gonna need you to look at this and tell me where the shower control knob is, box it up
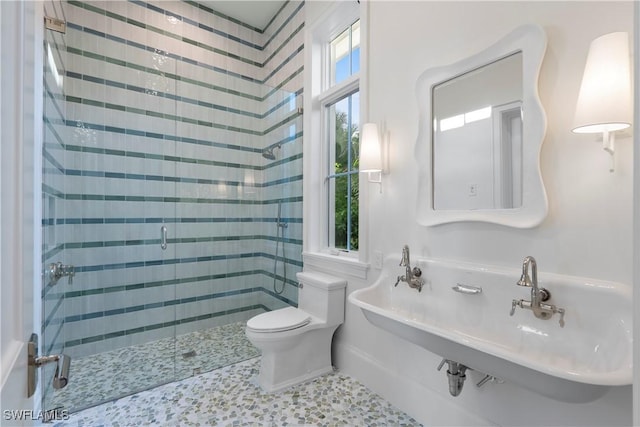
[48,262,75,286]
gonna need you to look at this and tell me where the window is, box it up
[327,90,360,251]
[330,21,360,86]
[324,20,360,253]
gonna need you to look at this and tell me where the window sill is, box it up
[302,251,369,280]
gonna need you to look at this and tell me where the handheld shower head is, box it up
[262,143,281,160]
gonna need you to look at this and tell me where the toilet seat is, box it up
[246,307,311,333]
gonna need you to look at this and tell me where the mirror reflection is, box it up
[432,52,523,210]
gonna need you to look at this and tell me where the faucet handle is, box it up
[555,307,566,328]
[394,275,402,287]
[48,262,75,286]
[510,299,518,316]
[536,287,551,302]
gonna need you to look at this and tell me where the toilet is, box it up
[245,271,347,392]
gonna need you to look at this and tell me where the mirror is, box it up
[415,24,548,227]
[433,52,523,210]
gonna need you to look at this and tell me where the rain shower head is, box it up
[261,143,281,160]
[262,148,276,160]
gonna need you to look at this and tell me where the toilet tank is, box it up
[296,271,347,326]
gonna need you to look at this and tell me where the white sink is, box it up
[349,256,632,403]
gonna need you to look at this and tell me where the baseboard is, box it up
[334,341,494,427]
[260,366,335,394]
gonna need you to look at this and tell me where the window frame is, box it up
[320,80,360,254]
[322,18,360,256]
[302,0,370,278]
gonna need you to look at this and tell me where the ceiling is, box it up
[199,1,286,30]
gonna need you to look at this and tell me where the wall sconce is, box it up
[572,32,632,172]
[359,123,388,192]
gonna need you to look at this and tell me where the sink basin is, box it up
[349,256,632,403]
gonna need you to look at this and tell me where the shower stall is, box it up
[41,0,304,412]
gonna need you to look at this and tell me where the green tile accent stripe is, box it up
[63,72,298,121]
[262,1,305,50]
[70,0,304,65]
[74,251,303,274]
[61,235,302,252]
[59,167,302,190]
[60,139,302,172]
[68,0,304,56]
[182,0,266,34]
[64,287,284,324]
[42,193,302,207]
[183,0,299,37]
[64,42,303,103]
[64,269,262,298]
[42,243,65,263]
[69,1,263,66]
[61,108,299,138]
[45,320,65,356]
[43,78,66,123]
[63,303,268,348]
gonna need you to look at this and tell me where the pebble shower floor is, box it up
[48,322,261,413]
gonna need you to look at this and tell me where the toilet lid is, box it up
[246,307,311,332]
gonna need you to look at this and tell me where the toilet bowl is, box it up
[245,271,347,392]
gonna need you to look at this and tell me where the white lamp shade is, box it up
[573,32,632,134]
[359,123,382,172]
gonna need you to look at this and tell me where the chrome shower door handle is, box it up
[28,333,71,397]
[161,225,168,250]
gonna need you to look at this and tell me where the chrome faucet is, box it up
[394,245,424,292]
[517,256,548,313]
[510,256,565,327]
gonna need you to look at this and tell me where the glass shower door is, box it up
[41,1,179,412]
[41,7,71,412]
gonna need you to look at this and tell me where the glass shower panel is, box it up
[41,0,179,413]
[261,86,303,310]
[41,2,70,413]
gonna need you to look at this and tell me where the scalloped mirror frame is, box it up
[415,24,548,228]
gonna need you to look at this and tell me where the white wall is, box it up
[330,2,634,426]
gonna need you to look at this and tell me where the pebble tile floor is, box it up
[54,357,421,427]
[48,322,260,413]
[49,323,420,427]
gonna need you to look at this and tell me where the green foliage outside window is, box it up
[333,110,359,251]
